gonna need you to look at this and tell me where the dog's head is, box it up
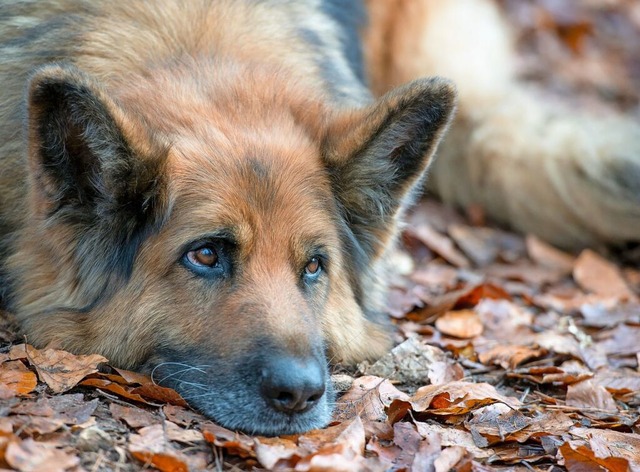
[11,64,455,435]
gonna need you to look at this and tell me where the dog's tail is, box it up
[364,0,640,249]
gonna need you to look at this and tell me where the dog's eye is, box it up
[186,246,219,268]
[304,257,322,277]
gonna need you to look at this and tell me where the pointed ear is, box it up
[27,64,167,284]
[323,77,456,258]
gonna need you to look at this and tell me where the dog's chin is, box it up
[191,387,334,436]
[172,379,335,436]
[146,356,335,436]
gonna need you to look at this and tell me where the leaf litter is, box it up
[1,2,640,470]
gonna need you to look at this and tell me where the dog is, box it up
[0,0,637,435]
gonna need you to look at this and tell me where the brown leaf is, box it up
[526,235,575,272]
[569,428,640,467]
[163,405,206,427]
[466,404,531,445]
[478,345,547,369]
[599,324,640,356]
[201,422,255,458]
[131,383,188,407]
[414,422,493,459]
[485,262,566,287]
[406,381,520,416]
[112,367,150,385]
[293,417,370,472]
[434,446,472,472]
[129,424,192,472]
[110,403,159,428]
[448,224,500,266]
[573,250,636,300]
[566,380,617,412]
[79,377,153,405]
[409,284,510,323]
[435,310,483,339]
[409,224,471,268]
[10,344,106,394]
[560,442,629,472]
[253,436,301,470]
[581,302,640,328]
[508,362,592,385]
[334,375,409,424]
[0,361,37,398]
[5,439,79,472]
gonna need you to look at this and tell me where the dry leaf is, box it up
[5,439,79,472]
[409,224,471,268]
[406,381,521,416]
[0,361,37,398]
[526,235,575,272]
[110,403,159,428]
[560,442,629,472]
[435,310,483,339]
[129,424,194,472]
[10,344,106,394]
[573,250,636,300]
[334,375,409,424]
[566,379,617,412]
[478,345,547,369]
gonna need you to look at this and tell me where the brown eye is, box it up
[304,257,321,276]
[187,247,218,267]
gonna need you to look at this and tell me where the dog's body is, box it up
[0,0,637,435]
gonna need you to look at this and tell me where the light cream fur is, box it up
[365,0,640,249]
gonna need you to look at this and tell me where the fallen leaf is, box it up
[334,376,409,424]
[110,403,159,428]
[526,235,575,272]
[201,422,255,458]
[405,381,521,416]
[478,345,547,369]
[448,224,500,266]
[10,344,106,394]
[409,284,511,323]
[569,428,640,467]
[408,224,471,268]
[414,422,493,459]
[434,446,472,472]
[0,361,37,398]
[79,377,153,405]
[573,250,636,300]
[435,310,484,339]
[131,383,188,407]
[559,442,629,472]
[5,438,79,472]
[566,379,617,412]
[129,424,194,472]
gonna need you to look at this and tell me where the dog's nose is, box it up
[260,356,325,414]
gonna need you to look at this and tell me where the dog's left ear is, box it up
[323,77,456,258]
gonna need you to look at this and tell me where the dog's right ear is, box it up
[322,78,456,260]
[26,64,168,285]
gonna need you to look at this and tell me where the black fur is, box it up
[28,67,168,294]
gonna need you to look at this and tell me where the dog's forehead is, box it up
[165,134,339,248]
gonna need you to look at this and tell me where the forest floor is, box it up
[1,1,639,471]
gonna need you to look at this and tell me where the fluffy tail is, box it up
[364,0,640,249]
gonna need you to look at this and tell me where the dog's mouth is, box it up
[145,351,334,436]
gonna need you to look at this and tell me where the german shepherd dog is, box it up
[0,0,637,435]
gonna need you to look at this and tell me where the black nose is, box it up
[260,355,326,414]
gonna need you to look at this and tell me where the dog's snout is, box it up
[260,355,325,414]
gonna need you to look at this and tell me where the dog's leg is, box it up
[364,0,640,249]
